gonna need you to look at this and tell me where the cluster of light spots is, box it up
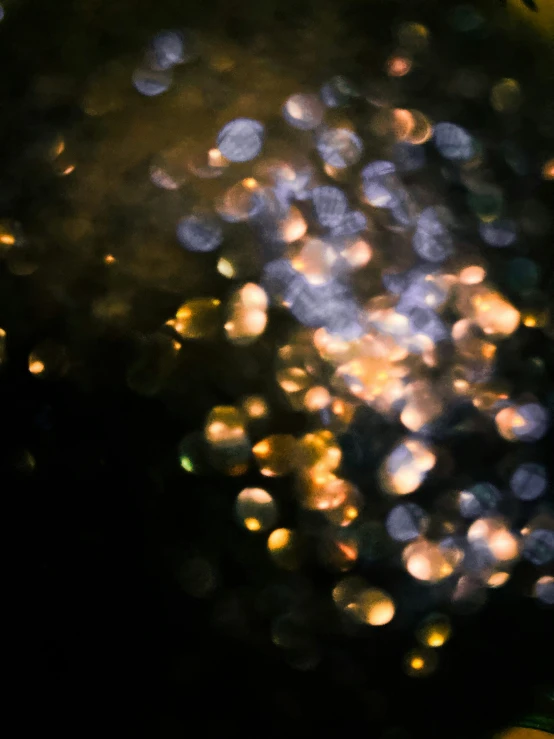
[167,298,221,340]
[235,488,277,532]
[144,35,554,645]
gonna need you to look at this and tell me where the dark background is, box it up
[1,1,552,737]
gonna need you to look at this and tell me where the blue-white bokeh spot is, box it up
[510,463,547,501]
[316,128,363,169]
[282,93,324,131]
[413,207,454,262]
[217,118,264,163]
[479,219,517,247]
[434,122,475,161]
[150,30,187,69]
[312,186,348,228]
[132,67,173,96]
[176,215,223,252]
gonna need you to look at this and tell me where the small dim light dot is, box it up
[542,159,554,180]
[104,254,116,264]
[411,657,424,670]
[523,315,537,328]
[180,456,194,472]
[62,165,75,176]
[245,517,262,531]
[29,360,45,375]
[387,56,411,77]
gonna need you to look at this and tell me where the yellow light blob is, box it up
[416,614,451,648]
[488,571,510,588]
[244,517,261,531]
[29,359,45,375]
[267,528,299,570]
[304,386,331,411]
[277,366,311,394]
[170,298,221,340]
[241,395,269,419]
[333,577,395,626]
[297,430,342,474]
[404,648,438,677]
[357,588,396,626]
[253,434,298,477]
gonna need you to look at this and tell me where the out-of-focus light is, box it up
[386,503,428,542]
[542,158,554,180]
[404,648,438,677]
[387,55,412,77]
[267,528,299,570]
[316,128,363,168]
[283,93,324,130]
[533,575,554,605]
[132,66,173,96]
[403,540,454,582]
[29,358,45,375]
[434,121,476,161]
[176,214,223,252]
[253,434,298,477]
[381,438,436,495]
[459,265,486,285]
[216,118,264,162]
[487,571,510,588]
[416,614,451,648]
[510,463,547,501]
[169,298,221,340]
[304,386,331,411]
[204,406,247,446]
[242,395,269,420]
[235,488,277,532]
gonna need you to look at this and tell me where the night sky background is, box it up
[1,1,553,737]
